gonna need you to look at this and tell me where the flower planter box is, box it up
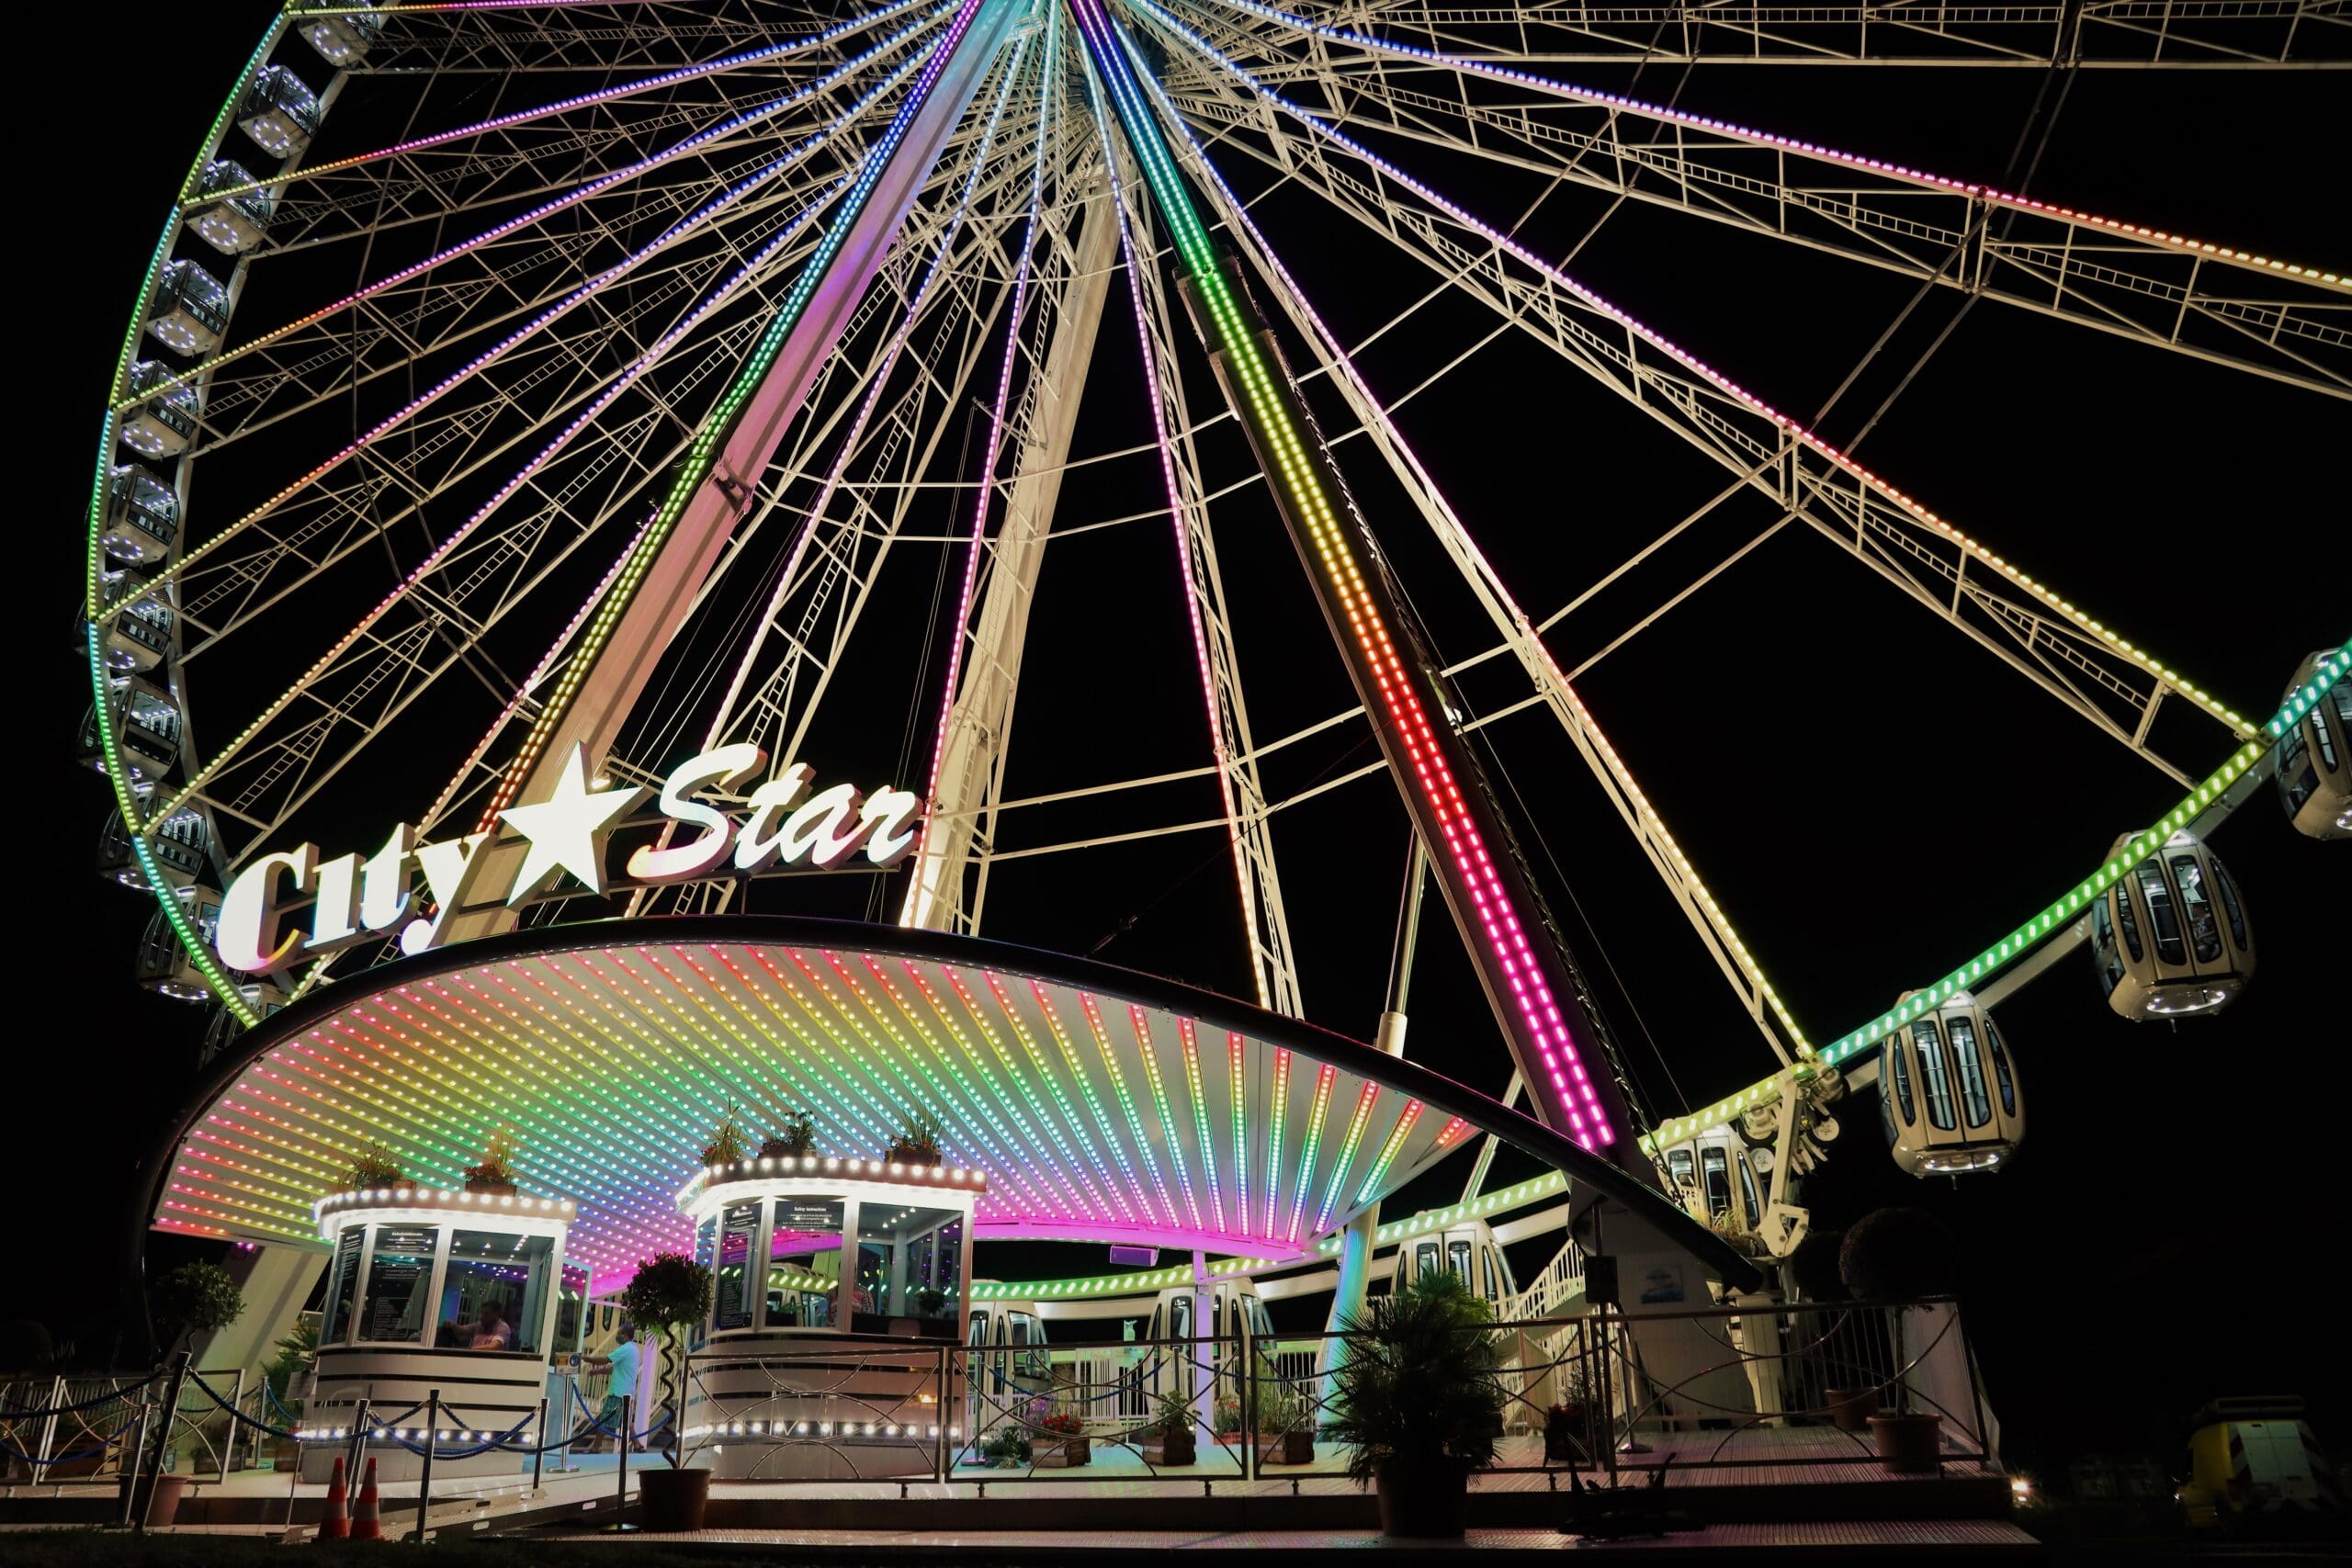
[1140,1436,1196,1467]
[1032,1437,1091,1468]
[1257,1430,1314,1465]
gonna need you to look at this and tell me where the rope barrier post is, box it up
[603,1394,635,1532]
[412,1389,440,1542]
[934,1344,948,1483]
[223,1369,245,1483]
[1240,1324,1257,1484]
[117,1395,153,1529]
[530,1396,548,1492]
[31,1373,62,1484]
[133,1351,193,1533]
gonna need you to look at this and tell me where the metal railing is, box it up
[663,1294,1990,1490]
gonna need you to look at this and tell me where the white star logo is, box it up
[497,745,649,905]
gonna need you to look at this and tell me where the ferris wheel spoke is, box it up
[1139,15,2260,786]
[343,3,866,75]
[1150,0,2352,399]
[1232,0,2352,66]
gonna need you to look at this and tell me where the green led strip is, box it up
[1179,1020,1226,1232]
[1643,639,2352,1152]
[1316,1171,1571,1253]
[970,1253,1271,1302]
[1283,1063,1337,1244]
[1077,991,1182,1227]
[979,970,1138,1224]
[1128,1005,1205,1232]
[1351,1099,1423,1207]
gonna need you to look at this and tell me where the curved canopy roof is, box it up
[148,917,1754,1288]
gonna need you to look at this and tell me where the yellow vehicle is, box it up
[2178,1397,2339,1530]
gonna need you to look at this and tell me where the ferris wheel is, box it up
[81,1,2348,1235]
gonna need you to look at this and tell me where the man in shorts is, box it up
[576,1322,642,1451]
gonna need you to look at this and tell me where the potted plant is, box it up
[131,1262,247,1523]
[336,1141,401,1190]
[1138,1389,1197,1467]
[616,1251,715,1530]
[463,1129,517,1195]
[1544,1361,1596,1463]
[910,1286,950,1324]
[1326,1269,1506,1537]
[1212,1394,1245,1445]
[1034,1408,1091,1467]
[883,1109,943,1168]
[978,1426,1031,1469]
[759,1107,815,1159]
[1253,1359,1314,1466]
[701,1102,747,1168]
[1839,1207,1958,1473]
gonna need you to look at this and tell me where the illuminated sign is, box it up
[216,742,921,974]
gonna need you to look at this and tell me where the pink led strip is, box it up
[1080,39,1274,1010]
[138,70,937,831]
[707,21,1043,780]
[122,4,957,419]
[1135,3,2259,738]
[119,25,943,627]
[1147,71,1815,1060]
[899,29,1058,917]
[205,1,937,208]
[1188,0,2346,288]
[1092,0,1611,1147]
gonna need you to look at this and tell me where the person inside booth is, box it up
[438,1298,513,1350]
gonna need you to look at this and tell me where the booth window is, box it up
[766,1198,843,1329]
[322,1229,363,1346]
[1944,1016,1993,1130]
[442,1229,551,1352]
[714,1202,759,1331]
[360,1224,436,1343]
[934,1218,963,1298]
[556,1265,588,1353]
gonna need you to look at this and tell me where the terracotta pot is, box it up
[118,1472,189,1527]
[1826,1388,1878,1433]
[636,1466,711,1531]
[1375,1459,1471,1538]
[1869,1412,1943,1473]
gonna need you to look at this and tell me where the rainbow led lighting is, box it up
[1078,23,1274,1011]
[1178,1019,1227,1231]
[1076,0,1612,1146]
[1141,83,1811,1059]
[1026,979,1150,1221]
[1311,1081,1381,1234]
[1283,1062,1338,1244]
[1227,1031,1250,1236]
[1352,1098,1424,1206]
[1639,638,2352,1152]
[501,0,1001,808]
[1133,0,2259,745]
[1193,0,2347,288]
[140,41,933,834]
[1077,991,1182,1227]
[921,960,1099,1216]
[1129,1006,1209,1231]
[1262,1046,1291,1235]
[1314,1171,1568,1252]
[979,969,1139,1223]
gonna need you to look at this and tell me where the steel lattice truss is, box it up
[83,0,2345,1234]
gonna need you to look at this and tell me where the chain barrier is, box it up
[0,1372,163,1420]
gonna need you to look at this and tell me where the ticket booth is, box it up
[678,1156,979,1478]
[297,1186,575,1481]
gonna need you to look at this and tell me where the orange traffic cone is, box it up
[350,1456,383,1541]
[317,1454,349,1540]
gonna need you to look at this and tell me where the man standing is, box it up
[576,1322,642,1451]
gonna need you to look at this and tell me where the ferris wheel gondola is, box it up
[2276,650,2352,842]
[2088,829,2256,1021]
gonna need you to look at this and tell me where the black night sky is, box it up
[17,2,2346,1486]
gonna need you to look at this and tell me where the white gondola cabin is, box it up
[133,884,225,1000]
[302,12,384,66]
[239,64,324,156]
[2275,650,2351,841]
[100,570,173,672]
[119,362,200,458]
[145,260,231,356]
[97,805,209,890]
[184,160,274,254]
[2088,829,2256,1020]
[81,676,183,784]
[103,465,180,563]
[1875,989,2023,1177]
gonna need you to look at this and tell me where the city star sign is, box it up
[215,742,922,974]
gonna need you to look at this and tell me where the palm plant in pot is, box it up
[882,1108,943,1168]
[701,1102,748,1168]
[616,1251,715,1530]
[1138,1388,1198,1467]
[1838,1206,1959,1473]
[1326,1270,1506,1538]
[463,1129,517,1195]
[336,1140,402,1190]
[759,1107,816,1159]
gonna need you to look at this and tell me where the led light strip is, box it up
[1311,1081,1380,1234]
[1139,71,1812,1060]
[978,970,1139,1223]
[1179,1019,1227,1232]
[971,1253,1272,1300]
[1131,0,2260,745]
[1026,980,1152,1223]
[1351,1098,1424,1207]
[1076,0,1611,1145]
[1316,1171,1568,1251]
[1076,991,1182,1227]
[1193,0,2346,288]
[1262,1045,1290,1236]
[501,0,1001,806]
[1283,1062,1337,1244]
[139,44,931,832]
[1643,640,2352,1150]
[903,5,1057,905]
[1130,1006,1209,1231]
[1076,17,1274,1011]
[1227,1030,1250,1237]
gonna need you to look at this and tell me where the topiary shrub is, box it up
[153,1261,246,1355]
[618,1253,714,1468]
